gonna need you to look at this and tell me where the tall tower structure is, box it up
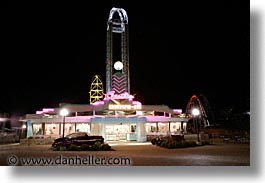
[106,7,130,94]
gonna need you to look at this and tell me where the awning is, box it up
[26,116,92,123]
[145,116,189,122]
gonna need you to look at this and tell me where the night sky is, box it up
[0,1,249,116]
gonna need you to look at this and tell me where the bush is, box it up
[161,141,168,148]
[59,146,67,151]
[80,144,90,151]
[158,140,204,149]
[52,142,112,151]
[67,144,80,151]
[167,142,176,149]
[91,141,102,151]
[182,141,191,147]
[101,143,111,151]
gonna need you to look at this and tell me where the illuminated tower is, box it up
[106,7,130,94]
[89,75,104,104]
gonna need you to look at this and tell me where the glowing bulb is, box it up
[192,108,200,116]
[60,108,69,116]
[114,61,123,70]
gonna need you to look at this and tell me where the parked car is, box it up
[51,132,104,149]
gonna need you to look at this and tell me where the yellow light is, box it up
[60,108,69,116]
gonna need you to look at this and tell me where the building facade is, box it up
[23,91,188,142]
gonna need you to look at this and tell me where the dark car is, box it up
[51,132,104,149]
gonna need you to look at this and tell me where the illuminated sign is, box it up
[108,104,142,110]
[104,91,134,100]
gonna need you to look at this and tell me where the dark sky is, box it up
[0,1,249,115]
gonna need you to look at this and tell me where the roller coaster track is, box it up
[185,95,210,127]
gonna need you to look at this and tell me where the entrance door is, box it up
[106,124,132,141]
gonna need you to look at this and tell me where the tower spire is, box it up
[106,7,130,94]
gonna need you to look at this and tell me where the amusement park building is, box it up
[21,7,189,142]
[22,93,188,142]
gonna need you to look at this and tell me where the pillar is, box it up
[101,123,106,141]
[136,123,147,142]
[26,120,33,138]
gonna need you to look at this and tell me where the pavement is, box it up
[0,141,250,166]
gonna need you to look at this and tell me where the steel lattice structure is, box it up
[106,7,130,94]
[89,75,104,104]
[185,95,210,127]
[198,94,215,124]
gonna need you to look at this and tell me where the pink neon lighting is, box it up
[104,91,134,100]
[36,108,55,114]
[92,101,104,106]
[173,109,182,114]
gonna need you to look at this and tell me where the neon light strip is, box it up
[109,104,142,110]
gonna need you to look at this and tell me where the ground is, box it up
[0,141,250,166]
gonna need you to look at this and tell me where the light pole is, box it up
[22,124,26,139]
[192,108,200,142]
[60,108,69,138]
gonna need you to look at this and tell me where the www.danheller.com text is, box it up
[7,155,132,166]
